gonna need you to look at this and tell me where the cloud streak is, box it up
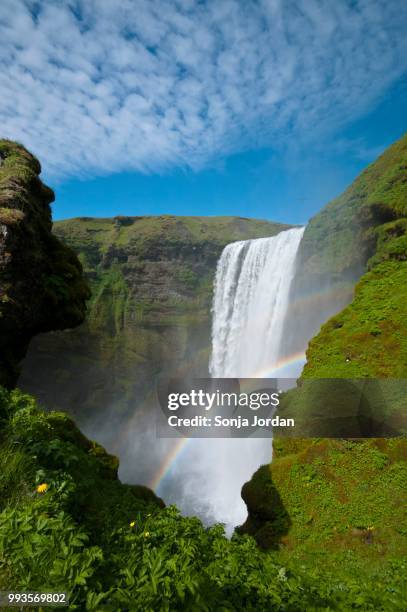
[0,0,406,178]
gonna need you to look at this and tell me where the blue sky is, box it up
[1,0,406,224]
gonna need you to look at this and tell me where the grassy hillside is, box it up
[302,134,406,377]
[297,133,407,283]
[239,438,406,610]
[282,134,407,360]
[240,135,407,587]
[55,214,290,258]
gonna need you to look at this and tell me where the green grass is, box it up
[304,260,407,377]
[240,439,407,609]
[55,215,290,255]
[302,134,407,378]
[1,388,405,610]
[239,134,407,601]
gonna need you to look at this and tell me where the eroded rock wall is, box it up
[0,140,90,387]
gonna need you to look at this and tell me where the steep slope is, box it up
[0,140,90,388]
[299,133,406,282]
[0,142,164,606]
[282,133,407,360]
[19,215,290,429]
[302,133,406,377]
[239,134,407,572]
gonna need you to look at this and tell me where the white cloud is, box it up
[0,0,406,179]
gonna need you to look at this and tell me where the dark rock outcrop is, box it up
[0,142,163,513]
[237,464,291,549]
[0,140,90,387]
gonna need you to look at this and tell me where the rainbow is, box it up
[149,437,189,491]
[118,280,354,493]
[248,350,306,379]
[148,349,307,492]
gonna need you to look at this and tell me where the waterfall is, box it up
[210,227,305,378]
[124,227,306,534]
[167,227,305,533]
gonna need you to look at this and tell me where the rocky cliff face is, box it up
[19,215,290,431]
[0,140,90,388]
[0,142,164,556]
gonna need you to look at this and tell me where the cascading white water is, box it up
[122,227,306,534]
[181,227,305,532]
[160,227,305,533]
[210,227,305,378]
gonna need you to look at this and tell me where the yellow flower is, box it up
[129,521,136,528]
[36,483,48,494]
[144,531,150,538]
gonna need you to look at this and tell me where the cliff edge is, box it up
[239,134,407,559]
[0,140,90,387]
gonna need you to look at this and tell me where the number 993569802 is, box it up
[0,592,68,607]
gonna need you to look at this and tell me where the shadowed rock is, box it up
[0,139,90,387]
[237,464,291,549]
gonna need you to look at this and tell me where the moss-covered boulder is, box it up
[0,140,90,387]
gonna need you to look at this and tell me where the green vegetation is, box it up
[302,134,406,377]
[1,389,405,610]
[303,259,406,377]
[242,438,406,549]
[54,215,291,259]
[3,136,406,609]
[20,215,287,422]
[297,134,407,282]
[240,135,406,594]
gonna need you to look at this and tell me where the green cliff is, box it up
[299,133,406,283]
[239,134,407,586]
[19,215,290,426]
[302,133,406,377]
[282,133,407,361]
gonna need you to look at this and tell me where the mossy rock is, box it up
[0,140,90,388]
